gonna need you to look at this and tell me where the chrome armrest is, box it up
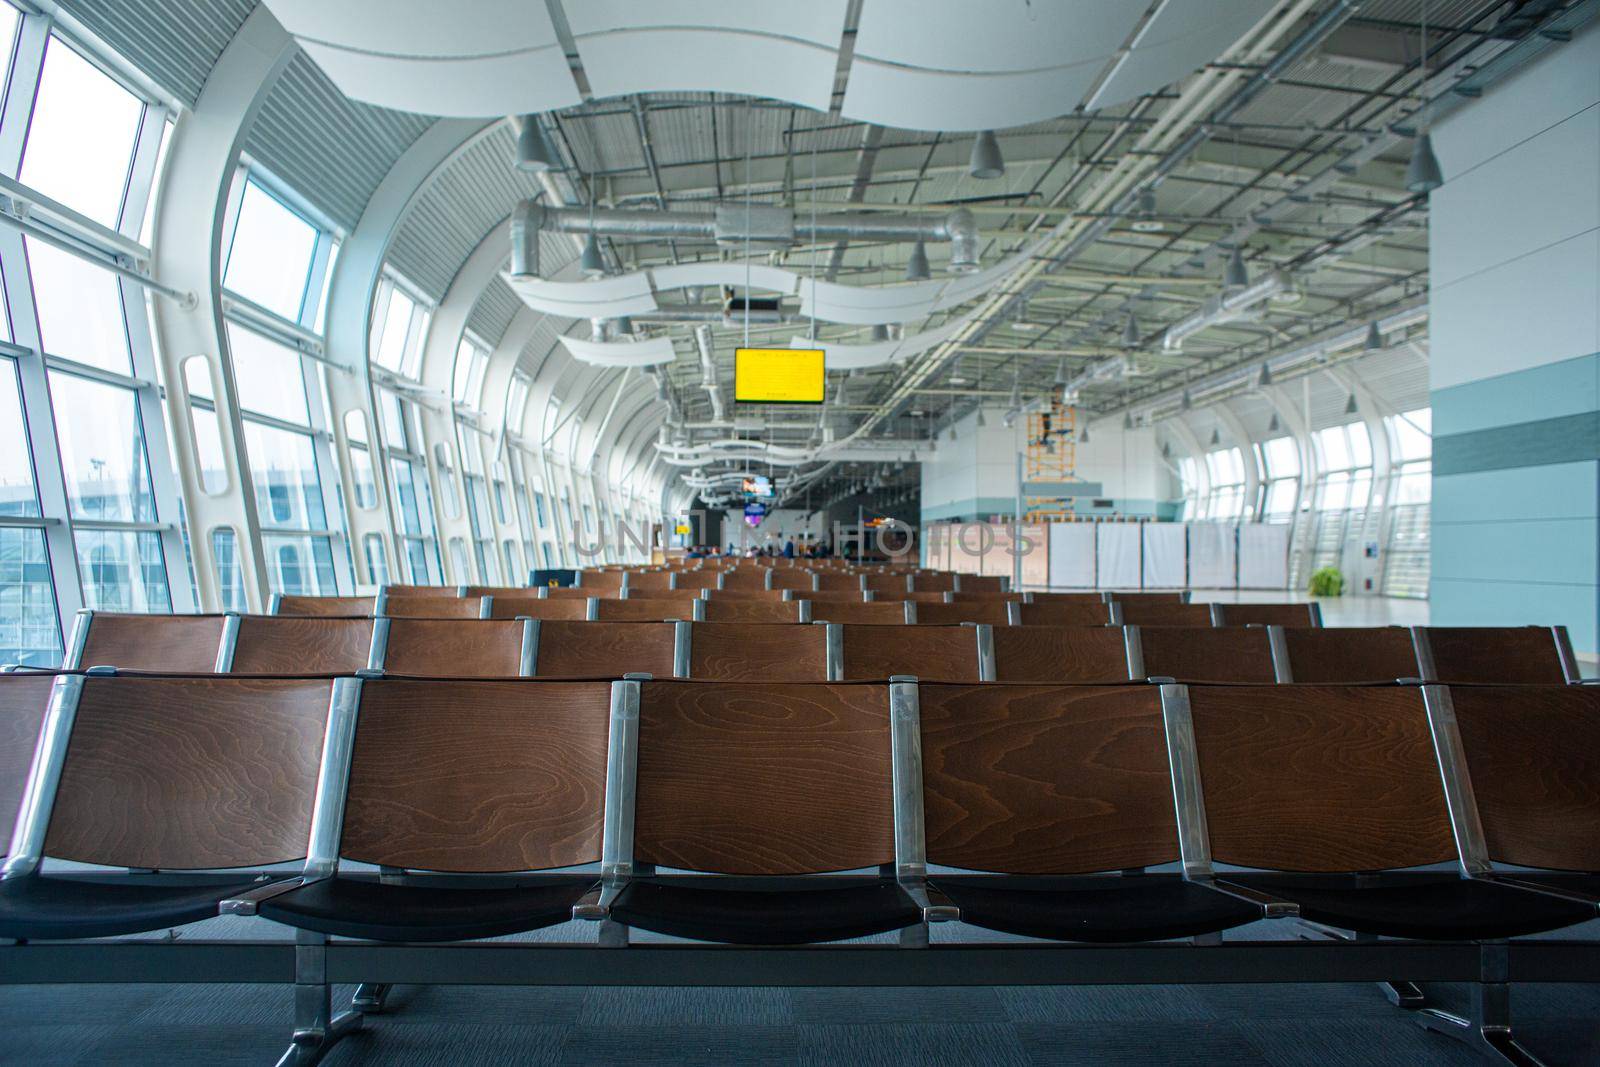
[1210,877,1300,919]
[219,876,312,916]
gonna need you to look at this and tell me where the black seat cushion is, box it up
[0,874,262,940]
[1226,872,1596,939]
[932,874,1262,942]
[610,875,921,944]
[259,874,598,942]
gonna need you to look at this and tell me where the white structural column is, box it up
[414,221,510,583]
[1166,416,1211,506]
[473,306,540,581]
[149,7,296,611]
[1210,401,1261,518]
[322,116,491,589]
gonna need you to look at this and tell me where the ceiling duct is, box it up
[1162,271,1288,352]
[694,325,726,423]
[509,199,980,277]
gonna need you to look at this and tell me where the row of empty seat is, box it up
[2,672,1597,949]
[44,610,1581,685]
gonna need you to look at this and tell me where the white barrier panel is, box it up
[1048,523,1096,587]
[1096,524,1142,589]
[1188,523,1238,589]
[1238,523,1291,589]
[1141,523,1187,588]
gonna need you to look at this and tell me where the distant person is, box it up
[783,539,795,558]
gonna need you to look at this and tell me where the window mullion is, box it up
[0,227,83,635]
[0,12,50,176]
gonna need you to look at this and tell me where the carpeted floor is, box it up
[4,977,1597,1065]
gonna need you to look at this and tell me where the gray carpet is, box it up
[3,979,1597,1065]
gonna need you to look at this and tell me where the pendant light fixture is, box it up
[515,115,558,172]
[1345,392,1360,415]
[905,239,931,281]
[1364,320,1384,351]
[1406,0,1445,194]
[969,130,1005,179]
[1224,245,1249,289]
[1122,313,1140,348]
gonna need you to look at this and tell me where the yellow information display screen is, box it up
[734,347,825,404]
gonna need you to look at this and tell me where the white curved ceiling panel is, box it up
[840,58,1105,133]
[263,0,559,57]
[1089,0,1277,111]
[564,1,847,46]
[853,0,1139,73]
[506,272,659,319]
[791,308,978,371]
[560,334,678,368]
[931,242,1044,311]
[650,261,799,296]
[295,40,580,118]
[572,30,839,112]
[797,276,948,326]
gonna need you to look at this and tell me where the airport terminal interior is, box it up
[1,0,1599,1064]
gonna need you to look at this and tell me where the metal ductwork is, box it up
[509,199,980,276]
[694,324,726,422]
[1161,271,1289,352]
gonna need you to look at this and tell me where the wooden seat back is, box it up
[43,675,331,869]
[914,601,1010,626]
[576,570,625,591]
[769,569,816,591]
[718,568,771,590]
[1185,685,1456,872]
[0,673,55,854]
[381,595,485,619]
[337,678,611,872]
[592,598,695,622]
[72,612,226,672]
[910,572,955,592]
[990,626,1132,683]
[1279,627,1420,683]
[686,622,827,681]
[1112,601,1214,627]
[624,570,675,592]
[484,596,591,621]
[1136,627,1277,683]
[1449,685,1600,873]
[231,616,373,675]
[920,684,1180,873]
[1210,602,1321,628]
[697,599,805,624]
[836,624,980,681]
[631,680,896,874]
[274,595,375,617]
[805,600,905,625]
[378,619,527,677]
[814,572,866,592]
[1422,626,1569,684]
[531,621,677,678]
[1013,601,1115,627]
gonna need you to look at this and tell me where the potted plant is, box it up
[1309,566,1345,597]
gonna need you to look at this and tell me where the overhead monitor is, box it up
[734,347,825,404]
[743,474,774,499]
[743,501,768,527]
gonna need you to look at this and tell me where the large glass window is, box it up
[1384,408,1432,598]
[453,336,488,406]
[1258,436,1301,522]
[20,35,144,228]
[48,372,156,523]
[370,274,430,378]
[1310,422,1374,574]
[1203,447,1246,521]
[26,239,132,373]
[223,179,319,320]
[0,354,58,665]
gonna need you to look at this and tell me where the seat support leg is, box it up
[351,983,393,1014]
[1415,944,1547,1067]
[1296,921,1429,1009]
[898,923,929,948]
[276,930,364,1067]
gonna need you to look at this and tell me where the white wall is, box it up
[721,507,824,549]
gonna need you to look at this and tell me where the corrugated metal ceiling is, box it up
[56,0,252,107]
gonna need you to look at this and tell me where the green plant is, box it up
[1308,566,1345,597]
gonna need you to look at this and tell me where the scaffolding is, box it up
[1024,400,1079,521]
